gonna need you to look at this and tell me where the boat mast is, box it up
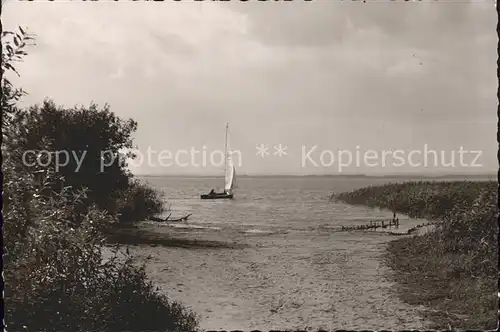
[224,123,228,190]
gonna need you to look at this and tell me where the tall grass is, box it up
[335,180,498,329]
[335,180,496,220]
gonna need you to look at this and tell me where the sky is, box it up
[3,0,498,176]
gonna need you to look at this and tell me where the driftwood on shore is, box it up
[149,213,192,223]
[340,218,400,232]
[339,218,437,235]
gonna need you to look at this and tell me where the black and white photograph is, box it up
[1,0,498,331]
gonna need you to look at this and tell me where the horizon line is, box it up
[134,172,498,178]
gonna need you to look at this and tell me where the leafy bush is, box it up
[7,99,136,212]
[4,91,165,224]
[1,27,33,128]
[116,179,165,224]
[3,26,199,332]
[4,181,198,332]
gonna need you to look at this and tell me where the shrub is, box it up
[115,179,165,224]
[4,176,198,332]
[3,26,199,332]
[6,99,167,224]
[7,99,136,212]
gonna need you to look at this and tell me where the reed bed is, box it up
[335,180,498,329]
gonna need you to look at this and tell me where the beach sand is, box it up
[123,223,433,330]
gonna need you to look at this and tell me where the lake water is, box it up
[129,176,462,330]
[139,176,431,233]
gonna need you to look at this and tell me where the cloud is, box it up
[3,0,496,174]
[227,1,493,48]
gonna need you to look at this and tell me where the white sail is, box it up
[222,123,237,194]
[224,153,235,192]
[232,165,237,189]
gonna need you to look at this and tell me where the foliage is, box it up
[335,180,498,276]
[2,29,163,225]
[4,177,199,332]
[335,180,495,219]
[2,27,199,332]
[436,188,498,276]
[6,99,139,214]
[116,178,165,224]
[336,180,498,329]
[1,27,34,129]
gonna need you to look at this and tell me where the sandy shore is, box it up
[124,223,433,330]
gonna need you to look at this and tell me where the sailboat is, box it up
[200,123,236,200]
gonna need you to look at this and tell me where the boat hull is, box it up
[200,193,233,200]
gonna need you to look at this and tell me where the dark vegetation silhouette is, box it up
[335,181,498,329]
[2,27,198,332]
[5,96,165,224]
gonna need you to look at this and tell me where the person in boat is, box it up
[392,212,399,227]
[209,189,215,195]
